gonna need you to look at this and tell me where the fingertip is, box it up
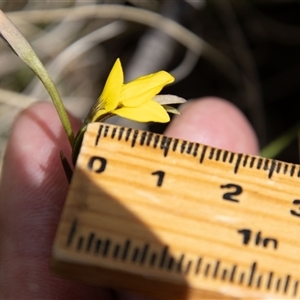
[3,102,80,184]
[164,97,259,155]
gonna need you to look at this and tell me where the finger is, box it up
[0,102,110,299]
[164,97,259,154]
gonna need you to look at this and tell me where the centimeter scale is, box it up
[52,122,300,299]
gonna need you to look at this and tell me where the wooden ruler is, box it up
[51,122,300,299]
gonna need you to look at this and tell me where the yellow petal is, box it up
[112,99,170,123]
[121,71,174,107]
[99,58,123,111]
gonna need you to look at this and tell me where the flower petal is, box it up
[113,99,170,123]
[99,58,123,111]
[153,94,186,105]
[121,71,174,107]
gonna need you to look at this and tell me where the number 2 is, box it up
[220,183,242,203]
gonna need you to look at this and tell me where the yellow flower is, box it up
[85,58,175,124]
[73,58,185,164]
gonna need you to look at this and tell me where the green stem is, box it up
[0,10,74,146]
[23,55,74,146]
[260,122,300,158]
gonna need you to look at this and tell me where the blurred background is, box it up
[1,0,300,171]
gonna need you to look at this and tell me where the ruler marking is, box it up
[111,127,117,139]
[229,152,235,164]
[77,236,84,251]
[95,124,104,146]
[195,257,202,275]
[215,149,222,161]
[104,125,109,137]
[283,164,289,174]
[199,145,207,163]
[177,254,184,273]
[172,139,179,152]
[150,253,157,267]
[102,239,110,256]
[140,244,149,264]
[131,247,139,262]
[180,141,187,153]
[67,221,300,296]
[222,150,229,162]
[131,130,139,147]
[140,131,147,146]
[121,240,130,260]
[249,156,256,168]
[213,260,220,278]
[290,165,296,177]
[146,132,153,146]
[230,265,237,282]
[293,281,299,297]
[284,275,290,294]
[248,262,256,287]
[94,239,102,254]
[113,244,120,259]
[209,148,215,159]
[267,272,273,290]
[160,136,167,155]
[221,269,227,281]
[86,232,95,252]
[161,136,172,157]
[153,135,160,149]
[263,159,269,171]
[118,127,125,140]
[125,128,132,142]
[239,272,245,284]
[242,154,249,167]
[63,221,300,297]
[297,166,300,177]
[187,142,194,155]
[268,160,277,179]
[204,263,210,277]
[159,246,169,268]
[276,162,282,174]
[172,138,179,152]
[66,219,77,246]
[165,256,173,271]
[256,158,263,170]
[68,227,298,296]
[234,153,243,173]
[256,275,262,288]
[193,143,199,157]
[276,278,281,291]
[185,261,192,275]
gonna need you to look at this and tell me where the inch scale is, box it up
[52,122,300,299]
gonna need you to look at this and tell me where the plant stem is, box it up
[0,10,74,146]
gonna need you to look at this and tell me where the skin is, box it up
[0,97,258,299]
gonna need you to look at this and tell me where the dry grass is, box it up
[1,0,300,172]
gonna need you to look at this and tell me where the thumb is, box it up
[0,102,110,299]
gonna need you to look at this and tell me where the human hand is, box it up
[0,97,258,299]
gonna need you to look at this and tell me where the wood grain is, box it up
[52,122,300,299]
